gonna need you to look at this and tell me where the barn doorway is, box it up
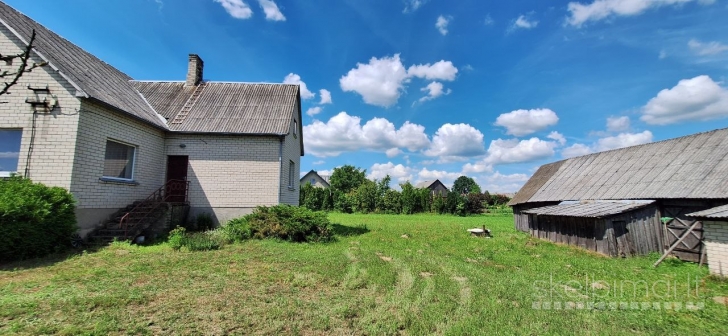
[166,155,189,203]
[663,207,705,263]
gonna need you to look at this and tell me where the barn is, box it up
[510,127,728,260]
[687,205,728,277]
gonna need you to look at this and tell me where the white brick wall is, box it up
[0,24,82,189]
[704,220,728,277]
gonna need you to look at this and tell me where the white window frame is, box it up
[288,160,295,189]
[101,139,137,182]
[293,119,298,137]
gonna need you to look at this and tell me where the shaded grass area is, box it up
[1,214,727,335]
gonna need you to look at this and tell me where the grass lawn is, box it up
[1,213,727,335]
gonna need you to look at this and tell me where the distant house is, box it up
[300,170,330,188]
[416,180,448,197]
[0,3,303,237]
[510,127,728,260]
[687,205,728,277]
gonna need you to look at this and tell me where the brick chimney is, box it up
[186,54,203,86]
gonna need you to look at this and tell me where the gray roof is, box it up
[132,81,300,134]
[510,128,728,205]
[416,180,436,188]
[686,204,728,220]
[300,170,330,187]
[0,3,167,129]
[523,201,655,218]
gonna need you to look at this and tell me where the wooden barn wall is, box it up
[512,202,558,232]
[658,199,728,263]
[526,205,662,257]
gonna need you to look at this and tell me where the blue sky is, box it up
[4,0,728,191]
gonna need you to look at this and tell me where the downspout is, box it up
[278,135,284,204]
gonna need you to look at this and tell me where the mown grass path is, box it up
[1,214,727,335]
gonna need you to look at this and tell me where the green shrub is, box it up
[245,205,332,242]
[221,217,252,243]
[0,177,77,261]
[167,226,222,251]
[195,212,215,231]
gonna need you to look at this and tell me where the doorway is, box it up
[166,155,188,203]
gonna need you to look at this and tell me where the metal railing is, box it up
[119,179,189,237]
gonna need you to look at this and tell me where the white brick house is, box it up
[0,3,303,236]
[687,205,728,277]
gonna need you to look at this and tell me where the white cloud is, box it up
[659,50,668,59]
[595,131,653,151]
[306,107,322,117]
[436,15,451,35]
[403,0,428,13]
[313,160,325,165]
[478,172,530,193]
[316,169,334,177]
[407,60,459,81]
[484,138,557,165]
[386,148,403,158]
[688,39,728,56]
[340,54,408,107]
[283,73,315,100]
[512,15,538,30]
[641,75,728,125]
[494,109,559,137]
[340,55,458,107]
[0,151,19,159]
[566,0,713,27]
[418,168,463,186]
[562,143,593,158]
[462,161,493,174]
[425,123,486,158]
[369,162,414,183]
[257,0,285,21]
[484,14,495,25]
[214,0,253,19]
[319,89,332,104]
[418,81,451,103]
[303,112,430,157]
[547,131,566,146]
[606,116,630,132]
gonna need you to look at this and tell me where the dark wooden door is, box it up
[166,156,188,203]
[663,207,705,263]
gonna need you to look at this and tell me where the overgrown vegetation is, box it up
[300,165,511,216]
[2,214,726,335]
[0,177,77,262]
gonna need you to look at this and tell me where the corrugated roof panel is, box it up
[686,204,728,219]
[523,201,655,218]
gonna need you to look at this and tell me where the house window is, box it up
[293,120,297,137]
[0,129,22,177]
[103,140,136,180]
[310,178,316,185]
[288,160,295,188]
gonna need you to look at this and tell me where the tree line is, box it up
[299,165,511,216]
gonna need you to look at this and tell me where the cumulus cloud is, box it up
[257,0,285,21]
[407,60,459,81]
[313,160,325,165]
[339,55,408,107]
[403,0,428,13]
[462,161,493,174]
[688,39,728,56]
[340,55,458,107]
[425,123,486,159]
[283,73,315,100]
[418,81,451,103]
[547,131,566,146]
[436,15,451,35]
[368,162,414,183]
[319,89,332,105]
[606,116,630,132]
[595,131,653,151]
[418,168,463,186]
[484,138,557,165]
[478,172,530,193]
[386,148,403,158]
[494,109,559,136]
[641,75,728,125]
[566,0,714,27]
[512,15,538,30]
[562,143,593,158]
[306,107,322,117]
[214,0,253,19]
[303,112,430,157]
[484,14,495,25]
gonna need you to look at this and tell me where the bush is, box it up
[195,212,215,231]
[245,205,332,242]
[221,217,252,243]
[0,177,77,261]
[167,226,223,251]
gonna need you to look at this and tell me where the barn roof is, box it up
[132,81,300,135]
[510,127,728,205]
[522,201,655,218]
[686,204,728,220]
[0,2,167,129]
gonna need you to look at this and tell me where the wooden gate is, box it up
[662,206,705,263]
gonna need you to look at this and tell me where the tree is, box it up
[1,29,46,97]
[329,165,367,194]
[452,176,481,195]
